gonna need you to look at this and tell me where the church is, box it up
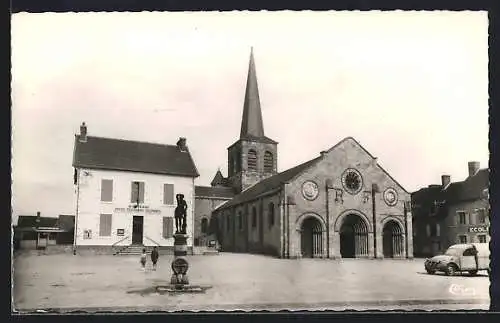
[195,49,414,259]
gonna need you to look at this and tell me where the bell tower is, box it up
[227,48,278,193]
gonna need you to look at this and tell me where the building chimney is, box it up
[441,175,451,188]
[468,161,480,177]
[176,137,187,152]
[79,122,87,142]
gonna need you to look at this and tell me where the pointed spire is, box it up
[240,47,265,139]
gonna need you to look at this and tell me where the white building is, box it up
[72,123,199,253]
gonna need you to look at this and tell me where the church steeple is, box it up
[240,47,265,139]
[227,48,278,193]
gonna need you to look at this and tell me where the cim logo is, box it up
[449,284,476,297]
[468,226,489,233]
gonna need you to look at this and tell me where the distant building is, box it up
[412,162,489,257]
[193,181,234,247]
[197,49,413,259]
[13,212,75,250]
[72,123,199,253]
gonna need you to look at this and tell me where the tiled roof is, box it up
[210,170,230,187]
[16,216,58,228]
[445,168,489,203]
[411,168,489,219]
[195,186,235,199]
[73,135,199,177]
[215,156,322,211]
[240,135,278,144]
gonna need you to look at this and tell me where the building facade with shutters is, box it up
[199,49,413,259]
[411,162,490,257]
[72,123,199,252]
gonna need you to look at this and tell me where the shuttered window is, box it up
[101,179,113,202]
[163,217,174,238]
[131,181,145,204]
[264,151,273,172]
[477,209,487,224]
[99,214,112,236]
[247,149,257,171]
[163,184,174,205]
[457,211,467,225]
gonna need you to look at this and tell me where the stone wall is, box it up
[286,138,412,259]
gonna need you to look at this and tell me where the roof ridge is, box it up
[77,135,181,149]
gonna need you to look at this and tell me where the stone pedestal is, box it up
[170,234,189,287]
[152,233,211,294]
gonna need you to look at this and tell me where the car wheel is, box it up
[426,269,435,275]
[446,264,456,276]
[469,270,478,276]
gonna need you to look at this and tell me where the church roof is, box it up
[73,135,199,177]
[215,156,322,211]
[240,48,267,140]
[216,136,411,212]
[195,186,236,199]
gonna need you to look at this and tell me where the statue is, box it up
[174,194,188,234]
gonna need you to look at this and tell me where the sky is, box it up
[11,11,489,220]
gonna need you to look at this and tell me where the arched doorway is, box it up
[340,214,369,258]
[383,220,404,258]
[301,217,323,258]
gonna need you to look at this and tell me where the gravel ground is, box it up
[12,252,490,312]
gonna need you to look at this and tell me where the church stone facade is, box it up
[196,49,413,259]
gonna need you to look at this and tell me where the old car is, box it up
[424,243,490,276]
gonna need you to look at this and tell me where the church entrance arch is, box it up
[339,214,369,258]
[382,220,404,258]
[300,217,323,258]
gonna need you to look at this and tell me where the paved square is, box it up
[13,253,490,311]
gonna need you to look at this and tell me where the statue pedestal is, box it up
[170,234,189,287]
[154,233,212,294]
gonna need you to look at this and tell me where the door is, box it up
[132,216,144,244]
[461,247,477,270]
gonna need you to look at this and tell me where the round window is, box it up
[383,187,399,206]
[341,168,363,195]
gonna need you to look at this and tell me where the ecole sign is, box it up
[114,207,161,215]
[468,226,489,233]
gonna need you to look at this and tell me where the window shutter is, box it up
[163,217,173,238]
[163,184,174,205]
[101,179,113,202]
[139,182,145,203]
[131,182,138,203]
[99,214,112,236]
